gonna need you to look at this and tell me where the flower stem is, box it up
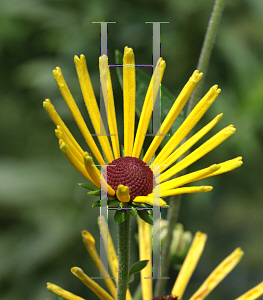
[186,0,226,117]
[154,195,181,297]
[117,213,131,300]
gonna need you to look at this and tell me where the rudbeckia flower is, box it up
[47,218,263,300]
[43,46,242,208]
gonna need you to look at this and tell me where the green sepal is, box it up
[78,183,98,191]
[88,190,101,196]
[129,260,149,279]
[92,201,101,208]
[137,209,153,225]
[92,199,121,208]
[127,206,137,217]
[108,199,121,208]
[114,209,127,224]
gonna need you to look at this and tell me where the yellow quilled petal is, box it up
[143,70,203,164]
[97,216,119,280]
[153,85,221,167]
[234,282,263,300]
[43,99,83,156]
[171,232,207,299]
[189,248,244,300]
[153,164,220,193]
[81,231,116,298]
[52,67,105,165]
[159,125,235,183]
[47,282,86,300]
[133,196,167,207]
[55,125,83,163]
[123,46,136,156]
[71,267,114,300]
[99,55,120,160]
[137,216,153,300]
[74,54,114,163]
[132,58,166,158]
[83,153,115,196]
[157,113,223,174]
[200,156,243,179]
[116,184,130,202]
[160,186,213,198]
[59,139,97,186]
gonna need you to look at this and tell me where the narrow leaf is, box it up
[88,190,101,196]
[137,209,153,225]
[114,209,127,224]
[129,260,149,277]
[78,183,98,191]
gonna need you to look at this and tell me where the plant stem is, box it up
[186,0,226,117]
[154,195,181,297]
[117,213,131,300]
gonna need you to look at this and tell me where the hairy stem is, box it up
[117,214,131,300]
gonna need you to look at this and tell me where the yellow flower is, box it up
[44,46,242,207]
[138,223,263,300]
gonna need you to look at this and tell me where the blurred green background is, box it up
[0,0,263,299]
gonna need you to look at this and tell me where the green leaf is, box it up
[92,199,120,208]
[114,209,127,224]
[92,200,101,208]
[108,199,121,208]
[137,209,153,225]
[78,183,98,191]
[129,260,149,278]
[88,190,101,196]
[127,207,137,217]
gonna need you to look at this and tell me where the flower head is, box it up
[44,46,242,208]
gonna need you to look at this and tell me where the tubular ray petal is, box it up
[171,232,207,299]
[153,85,221,166]
[47,283,86,300]
[161,186,213,197]
[81,231,116,298]
[156,113,223,174]
[123,47,136,156]
[52,67,105,165]
[59,139,97,186]
[132,58,166,158]
[234,282,263,300]
[71,267,114,300]
[74,54,114,163]
[43,99,83,156]
[159,125,235,183]
[99,55,120,159]
[189,248,244,300]
[153,164,220,193]
[137,217,153,300]
[143,70,203,164]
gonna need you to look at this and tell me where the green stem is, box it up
[154,195,181,297]
[186,0,226,117]
[117,213,131,300]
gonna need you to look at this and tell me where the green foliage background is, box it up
[0,0,263,299]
